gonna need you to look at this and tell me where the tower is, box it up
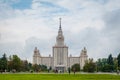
[80,47,88,69]
[56,18,64,46]
[53,18,68,72]
[33,47,41,64]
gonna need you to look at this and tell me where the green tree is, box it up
[71,63,80,72]
[96,58,102,72]
[0,53,8,72]
[32,64,40,72]
[40,64,47,71]
[107,54,114,72]
[117,53,120,70]
[107,54,114,65]
[96,58,108,72]
[8,56,13,71]
[83,59,96,72]
[20,60,29,71]
[117,53,120,67]
[8,55,21,72]
[28,63,33,71]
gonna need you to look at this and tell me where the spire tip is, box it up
[59,18,62,30]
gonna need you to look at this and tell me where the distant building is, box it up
[33,18,88,71]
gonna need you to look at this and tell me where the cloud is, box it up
[23,36,54,62]
[0,42,24,59]
[102,9,120,55]
[0,0,120,62]
[104,9,120,31]
[0,1,14,20]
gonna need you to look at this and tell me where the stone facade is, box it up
[33,18,88,71]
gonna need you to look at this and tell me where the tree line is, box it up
[0,53,47,73]
[68,53,120,73]
[0,53,120,73]
[83,53,120,72]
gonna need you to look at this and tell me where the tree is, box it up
[117,53,120,67]
[107,54,114,72]
[83,59,96,72]
[113,58,118,71]
[0,59,2,72]
[0,53,8,72]
[96,58,102,72]
[71,63,80,72]
[28,63,33,71]
[8,56,13,71]
[96,58,108,72]
[12,55,21,71]
[8,55,21,72]
[107,54,114,65]
[32,64,40,72]
[20,60,29,71]
[40,64,47,71]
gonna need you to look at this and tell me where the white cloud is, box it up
[105,0,120,11]
[0,0,120,62]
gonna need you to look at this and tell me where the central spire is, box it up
[59,18,62,30]
[58,18,63,34]
[56,18,64,46]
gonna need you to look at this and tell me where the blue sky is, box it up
[11,0,32,10]
[0,0,120,62]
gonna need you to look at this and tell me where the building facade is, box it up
[33,18,88,71]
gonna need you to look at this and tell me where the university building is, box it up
[33,18,88,71]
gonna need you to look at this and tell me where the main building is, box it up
[33,18,88,71]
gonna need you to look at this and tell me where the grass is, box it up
[0,73,120,80]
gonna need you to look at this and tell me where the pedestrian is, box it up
[68,68,71,75]
[73,68,76,75]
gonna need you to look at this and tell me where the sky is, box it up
[0,0,120,62]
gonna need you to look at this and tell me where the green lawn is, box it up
[0,73,120,80]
